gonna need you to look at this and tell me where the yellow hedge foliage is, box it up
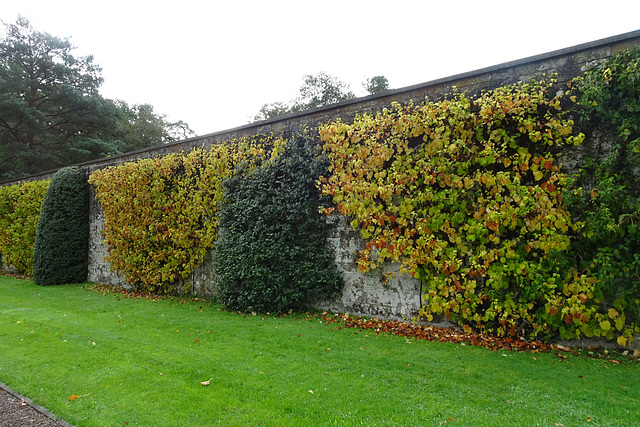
[89,136,283,293]
[0,180,50,275]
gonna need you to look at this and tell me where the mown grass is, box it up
[0,275,638,426]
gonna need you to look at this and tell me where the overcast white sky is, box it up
[2,1,639,136]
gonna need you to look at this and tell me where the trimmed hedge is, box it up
[33,166,89,286]
[214,134,344,312]
[0,180,50,275]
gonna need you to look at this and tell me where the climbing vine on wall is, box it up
[560,47,640,346]
[576,47,640,145]
[89,136,284,293]
[0,179,50,275]
[318,79,613,340]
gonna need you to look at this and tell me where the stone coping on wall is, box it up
[2,29,640,186]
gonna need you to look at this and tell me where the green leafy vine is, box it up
[319,79,609,340]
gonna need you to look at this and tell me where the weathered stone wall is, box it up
[0,255,13,273]
[315,213,422,320]
[87,184,126,287]
[3,30,640,320]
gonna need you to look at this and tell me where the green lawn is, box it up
[0,275,638,426]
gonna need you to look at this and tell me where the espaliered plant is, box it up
[214,134,344,313]
[318,79,611,341]
[89,136,283,293]
[560,47,640,346]
[0,180,49,275]
[33,167,89,286]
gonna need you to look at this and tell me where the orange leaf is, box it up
[68,393,89,401]
[549,306,558,316]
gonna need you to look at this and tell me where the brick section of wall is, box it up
[2,30,640,320]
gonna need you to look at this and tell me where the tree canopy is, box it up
[112,101,194,153]
[0,17,194,181]
[254,72,389,122]
[293,72,355,111]
[362,75,390,95]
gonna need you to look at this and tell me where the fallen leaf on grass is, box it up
[68,393,90,401]
[200,378,214,386]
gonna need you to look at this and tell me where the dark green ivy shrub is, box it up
[214,134,344,312]
[33,166,89,286]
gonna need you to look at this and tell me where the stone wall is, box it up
[316,213,422,320]
[3,30,640,320]
[85,188,424,320]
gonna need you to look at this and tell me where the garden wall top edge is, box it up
[2,29,640,186]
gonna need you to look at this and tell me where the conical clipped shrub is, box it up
[214,134,344,313]
[33,166,89,286]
